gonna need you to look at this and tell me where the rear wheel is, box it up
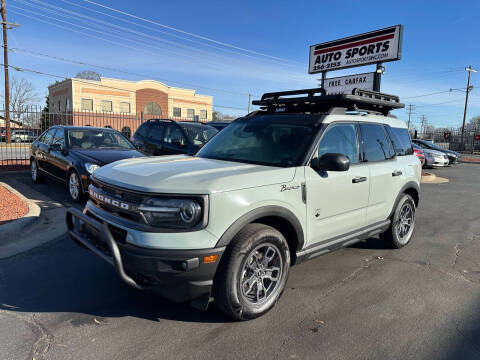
[214,223,290,320]
[68,170,83,202]
[380,194,416,248]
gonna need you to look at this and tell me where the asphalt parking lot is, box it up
[1,164,480,360]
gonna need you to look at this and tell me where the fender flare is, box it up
[389,181,420,219]
[215,205,305,251]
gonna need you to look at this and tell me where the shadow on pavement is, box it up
[0,238,232,324]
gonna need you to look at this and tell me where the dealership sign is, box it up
[323,72,374,94]
[309,25,403,74]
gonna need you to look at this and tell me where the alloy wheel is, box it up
[395,202,414,245]
[69,172,80,200]
[240,244,283,305]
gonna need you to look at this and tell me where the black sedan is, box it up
[30,126,145,202]
[412,139,462,164]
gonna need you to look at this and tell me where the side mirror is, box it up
[49,143,62,152]
[311,153,350,172]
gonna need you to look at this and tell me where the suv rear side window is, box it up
[384,125,405,156]
[391,127,413,155]
[135,122,149,138]
[164,125,186,146]
[360,123,395,161]
[317,123,359,164]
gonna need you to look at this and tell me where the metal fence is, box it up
[411,128,480,154]
[0,105,209,169]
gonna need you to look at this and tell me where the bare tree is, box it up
[1,76,40,122]
[75,70,101,81]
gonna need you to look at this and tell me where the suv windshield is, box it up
[67,129,135,150]
[180,123,217,146]
[197,115,317,167]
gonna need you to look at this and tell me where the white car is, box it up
[424,149,449,167]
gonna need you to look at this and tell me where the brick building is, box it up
[47,77,213,136]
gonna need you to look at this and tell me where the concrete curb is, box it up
[0,181,41,239]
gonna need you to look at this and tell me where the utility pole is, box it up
[461,65,477,148]
[1,0,10,144]
[247,93,251,114]
[420,115,427,139]
[406,104,414,130]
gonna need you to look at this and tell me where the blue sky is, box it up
[5,0,480,129]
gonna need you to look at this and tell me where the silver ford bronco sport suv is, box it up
[67,88,421,320]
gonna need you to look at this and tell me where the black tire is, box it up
[213,223,290,320]
[380,194,416,249]
[68,169,83,202]
[30,159,44,183]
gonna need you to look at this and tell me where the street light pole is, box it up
[461,65,477,148]
[1,0,10,144]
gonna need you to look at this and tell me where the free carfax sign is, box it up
[309,25,403,74]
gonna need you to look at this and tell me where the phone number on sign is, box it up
[311,62,341,72]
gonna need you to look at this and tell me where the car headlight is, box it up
[85,163,100,174]
[139,198,203,228]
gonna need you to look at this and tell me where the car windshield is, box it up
[67,129,135,150]
[196,115,317,167]
[180,124,218,146]
[418,140,444,151]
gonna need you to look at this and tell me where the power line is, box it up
[13,0,298,71]
[4,45,260,97]
[403,90,452,99]
[9,5,309,83]
[1,63,249,111]
[82,0,303,65]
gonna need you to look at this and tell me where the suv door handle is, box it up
[352,176,367,183]
[392,170,402,177]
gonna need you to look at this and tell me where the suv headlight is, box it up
[139,198,203,228]
[85,162,100,174]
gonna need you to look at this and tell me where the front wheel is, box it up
[380,194,416,248]
[68,170,83,202]
[213,223,290,320]
[31,159,44,183]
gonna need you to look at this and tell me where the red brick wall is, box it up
[135,88,168,120]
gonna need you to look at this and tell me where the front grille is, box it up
[92,179,145,204]
[86,210,127,244]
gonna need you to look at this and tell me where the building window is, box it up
[101,100,113,112]
[65,98,70,111]
[187,109,195,120]
[81,98,93,111]
[121,126,132,138]
[173,107,182,118]
[144,102,162,115]
[58,100,61,111]
[200,110,207,120]
[120,102,131,113]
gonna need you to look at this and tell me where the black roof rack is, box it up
[252,88,404,115]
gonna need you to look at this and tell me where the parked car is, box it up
[206,121,232,131]
[413,145,425,167]
[412,144,434,168]
[1,129,36,143]
[31,126,146,202]
[67,88,421,320]
[131,119,218,156]
[412,139,461,164]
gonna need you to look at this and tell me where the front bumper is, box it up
[66,207,225,306]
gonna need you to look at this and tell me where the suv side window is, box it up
[164,125,186,147]
[360,123,395,162]
[317,123,359,164]
[42,128,56,145]
[147,122,165,141]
